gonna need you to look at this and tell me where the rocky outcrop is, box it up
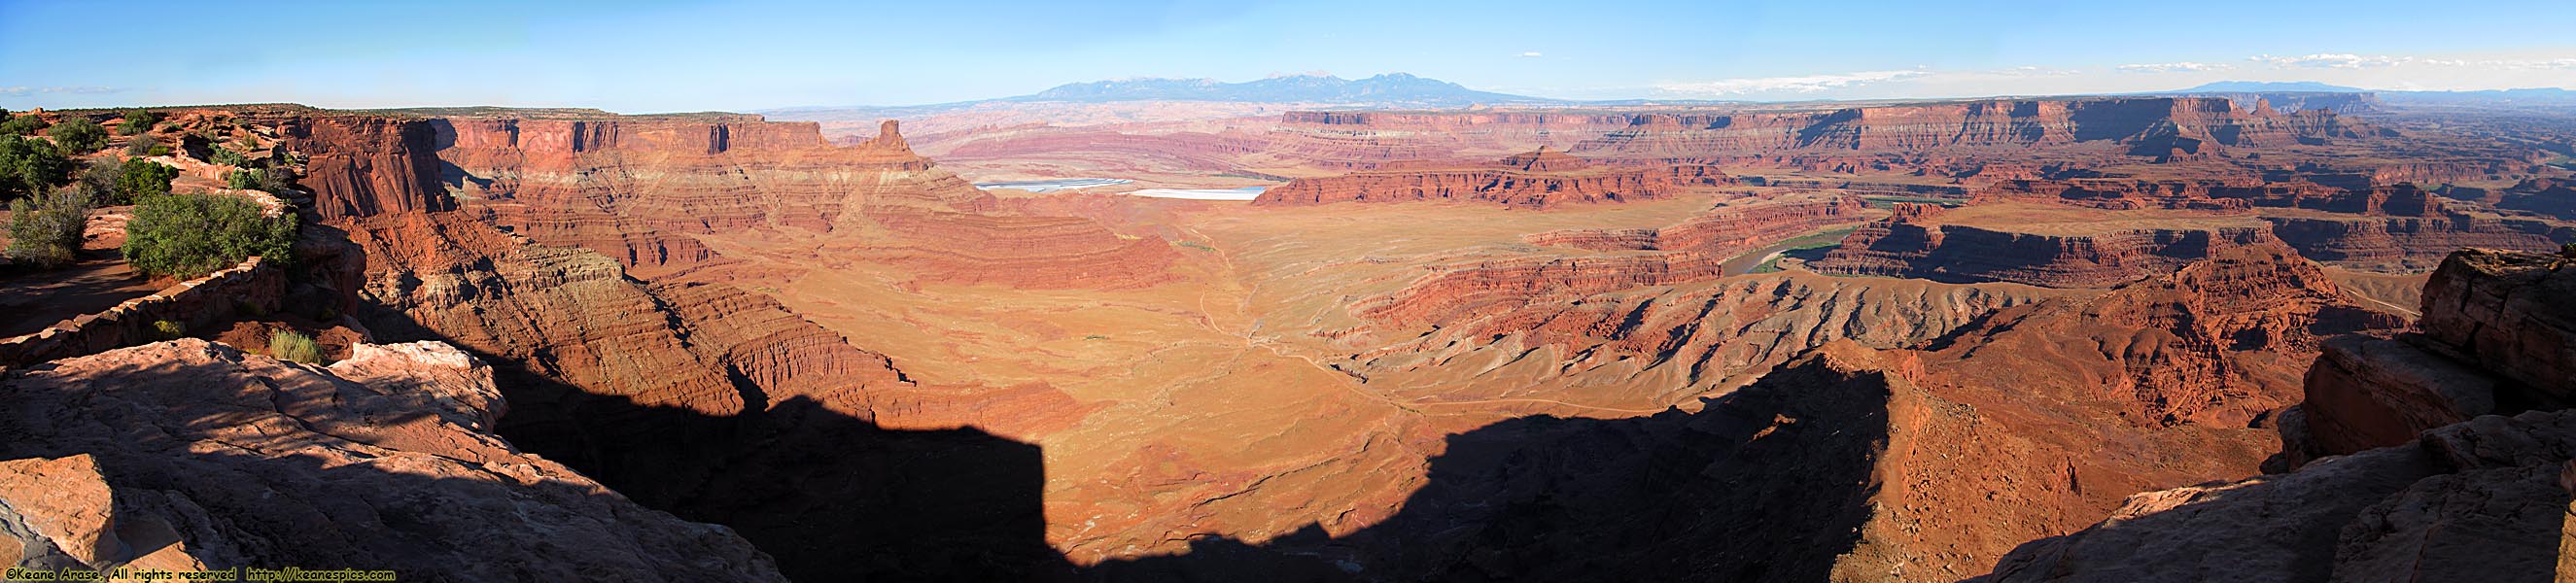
[1985,409,2576,583]
[0,339,787,581]
[1920,237,2405,427]
[1252,149,1727,208]
[0,256,281,366]
[276,115,455,221]
[2282,249,2576,463]
[1981,249,2575,582]
[1811,204,2291,289]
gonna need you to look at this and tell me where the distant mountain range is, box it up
[1010,73,1555,106]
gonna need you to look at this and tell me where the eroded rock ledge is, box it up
[0,339,786,581]
[1981,248,2576,582]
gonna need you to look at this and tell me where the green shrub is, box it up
[73,157,121,201]
[49,118,108,154]
[6,188,94,268]
[209,146,246,167]
[151,320,186,341]
[0,114,49,137]
[115,159,178,204]
[2562,242,2575,259]
[268,329,322,364]
[118,110,159,136]
[0,136,73,201]
[121,191,295,279]
[122,135,153,156]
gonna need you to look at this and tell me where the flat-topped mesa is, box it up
[1809,203,2289,288]
[1983,249,2576,583]
[1251,148,1728,208]
[1567,96,2377,163]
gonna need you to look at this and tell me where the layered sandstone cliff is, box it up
[2263,212,2574,271]
[1810,203,2294,288]
[0,339,787,581]
[1252,148,1726,208]
[1569,97,2376,162]
[1982,250,2576,582]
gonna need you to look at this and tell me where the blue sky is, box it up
[3,0,2572,112]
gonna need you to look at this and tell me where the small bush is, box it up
[115,159,178,204]
[122,133,159,156]
[0,114,49,137]
[6,188,94,268]
[73,157,121,200]
[118,110,160,136]
[0,136,74,201]
[209,146,246,167]
[121,191,296,279]
[151,320,186,341]
[49,118,108,154]
[268,329,322,364]
[2562,242,2575,259]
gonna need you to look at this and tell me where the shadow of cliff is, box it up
[363,321,1071,582]
[358,307,1897,582]
[1086,350,1900,582]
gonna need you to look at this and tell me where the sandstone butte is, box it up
[1249,147,1729,208]
[2,97,2573,583]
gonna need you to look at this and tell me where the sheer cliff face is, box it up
[278,116,456,221]
[1985,249,2576,583]
[1566,97,2375,162]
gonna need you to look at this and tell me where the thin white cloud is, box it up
[1655,70,1929,96]
[2118,62,2227,73]
[1519,51,1544,58]
[2250,53,2576,71]
[2251,53,2409,69]
[0,86,122,96]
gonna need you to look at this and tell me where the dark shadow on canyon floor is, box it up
[371,308,1900,582]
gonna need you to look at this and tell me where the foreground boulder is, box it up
[0,339,786,581]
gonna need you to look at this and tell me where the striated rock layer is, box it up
[280,111,1177,289]
[1252,148,1728,208]
[0,339,788,581]
[333,209,1091,581]
[1811,203,2291,289]
[1982,248,2575,582]
[2263,213,2574,271]
[1569,96,2377,162]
